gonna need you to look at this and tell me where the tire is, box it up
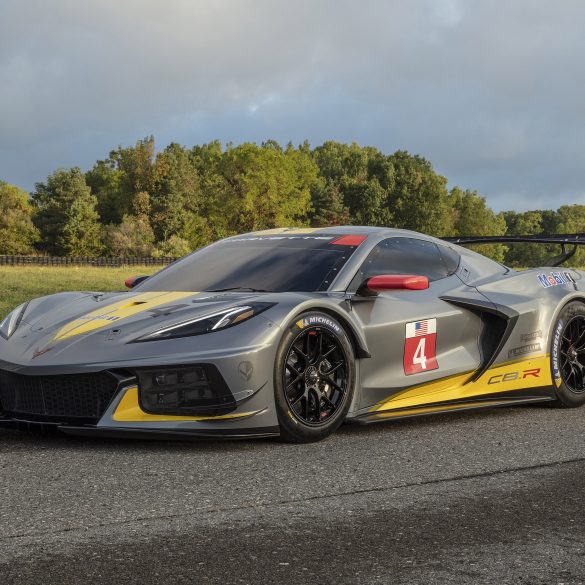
[274,311,356,443]
[550,300,585,408]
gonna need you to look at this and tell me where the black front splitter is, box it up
[0,417,280,440]
[59,425,281,440]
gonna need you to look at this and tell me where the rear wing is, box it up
[442,234,585,267]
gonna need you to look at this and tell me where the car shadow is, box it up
[338,402,532,437]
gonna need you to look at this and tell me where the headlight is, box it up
[0,302,28,340]
[133,303,274,342]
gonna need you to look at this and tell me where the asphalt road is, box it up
[1,405,585,584]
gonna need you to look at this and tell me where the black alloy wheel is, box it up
[274,312,355,443]
[551,301,585,408]
[284,326,348,425]
[559,315,585,393]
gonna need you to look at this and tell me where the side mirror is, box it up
[357,274,429,296]
[125,275,149,289]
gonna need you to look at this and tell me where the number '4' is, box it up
[413,338,427,370]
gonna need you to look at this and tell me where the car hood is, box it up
[0,290,277,369]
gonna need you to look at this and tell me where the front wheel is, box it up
[551,301,585,407]
[274,312,355,443]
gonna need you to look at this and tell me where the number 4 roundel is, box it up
[403,319,438,375]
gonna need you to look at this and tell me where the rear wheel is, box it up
[551,301,585,407]
[274,312,355,443]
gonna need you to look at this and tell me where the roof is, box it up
[247,226,431,239]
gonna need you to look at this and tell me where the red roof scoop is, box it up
[330,235,367,246]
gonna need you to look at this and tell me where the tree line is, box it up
[0,137,583,266]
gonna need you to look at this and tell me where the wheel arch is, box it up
[546,293,585,406]
[547,293,585,344]
[288,305,371,359]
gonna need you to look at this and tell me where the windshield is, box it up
[138,234,363,293]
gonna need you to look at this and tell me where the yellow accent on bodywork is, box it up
[52,291,195,341]
[369,399,520,419]
[371,355,552,413]
[112,386,260,422]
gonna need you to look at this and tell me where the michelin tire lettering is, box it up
[552,319,564,385]
[301,316,341,333]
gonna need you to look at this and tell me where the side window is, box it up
[351,237,460,287]
[436,243,460,275]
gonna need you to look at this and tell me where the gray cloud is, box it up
[1,0,584,211]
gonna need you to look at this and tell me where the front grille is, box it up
[0,370,119,422]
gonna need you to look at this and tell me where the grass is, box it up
[0,266,161,319]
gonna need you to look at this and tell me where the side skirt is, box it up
[350,394,555,425]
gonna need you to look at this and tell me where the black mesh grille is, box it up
[0,370,118,422]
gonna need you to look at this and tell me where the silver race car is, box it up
[1,226,585,443]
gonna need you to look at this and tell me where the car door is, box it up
[348,237,485,411]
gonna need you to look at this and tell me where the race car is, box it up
[1,226,585,443]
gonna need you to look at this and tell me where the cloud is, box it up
[0,0,584,211]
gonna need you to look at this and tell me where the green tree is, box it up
[23,136,565,263]
[150,142,203,244]
[209,142,316,235]
[32,168,102,256]
[344,178,393,225]
[502,210,552,267]
[61,197,104,256]
[87,136,155,224]
[105,192,155,256]
[312,141,385,225]
[449,188,507,262]
[310,180,350,227]
[313,141,370,184]
[0,181,39,254]
[554,205,585,267]
[311,144,453,233]
[85,159,124,225]
[387,151,452,236]
[153,235,192,258]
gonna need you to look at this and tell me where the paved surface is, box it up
[1,405,585,584]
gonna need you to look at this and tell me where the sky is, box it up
[1,0,584,212]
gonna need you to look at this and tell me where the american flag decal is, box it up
[415,321,428,336]
[406,318,436,339]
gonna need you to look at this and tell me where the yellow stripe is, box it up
[371,355,552,413]
[52,291,195,341]
[369,399,519,419]
[112,386,260,422]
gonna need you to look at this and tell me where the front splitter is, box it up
[0,416,279,440]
